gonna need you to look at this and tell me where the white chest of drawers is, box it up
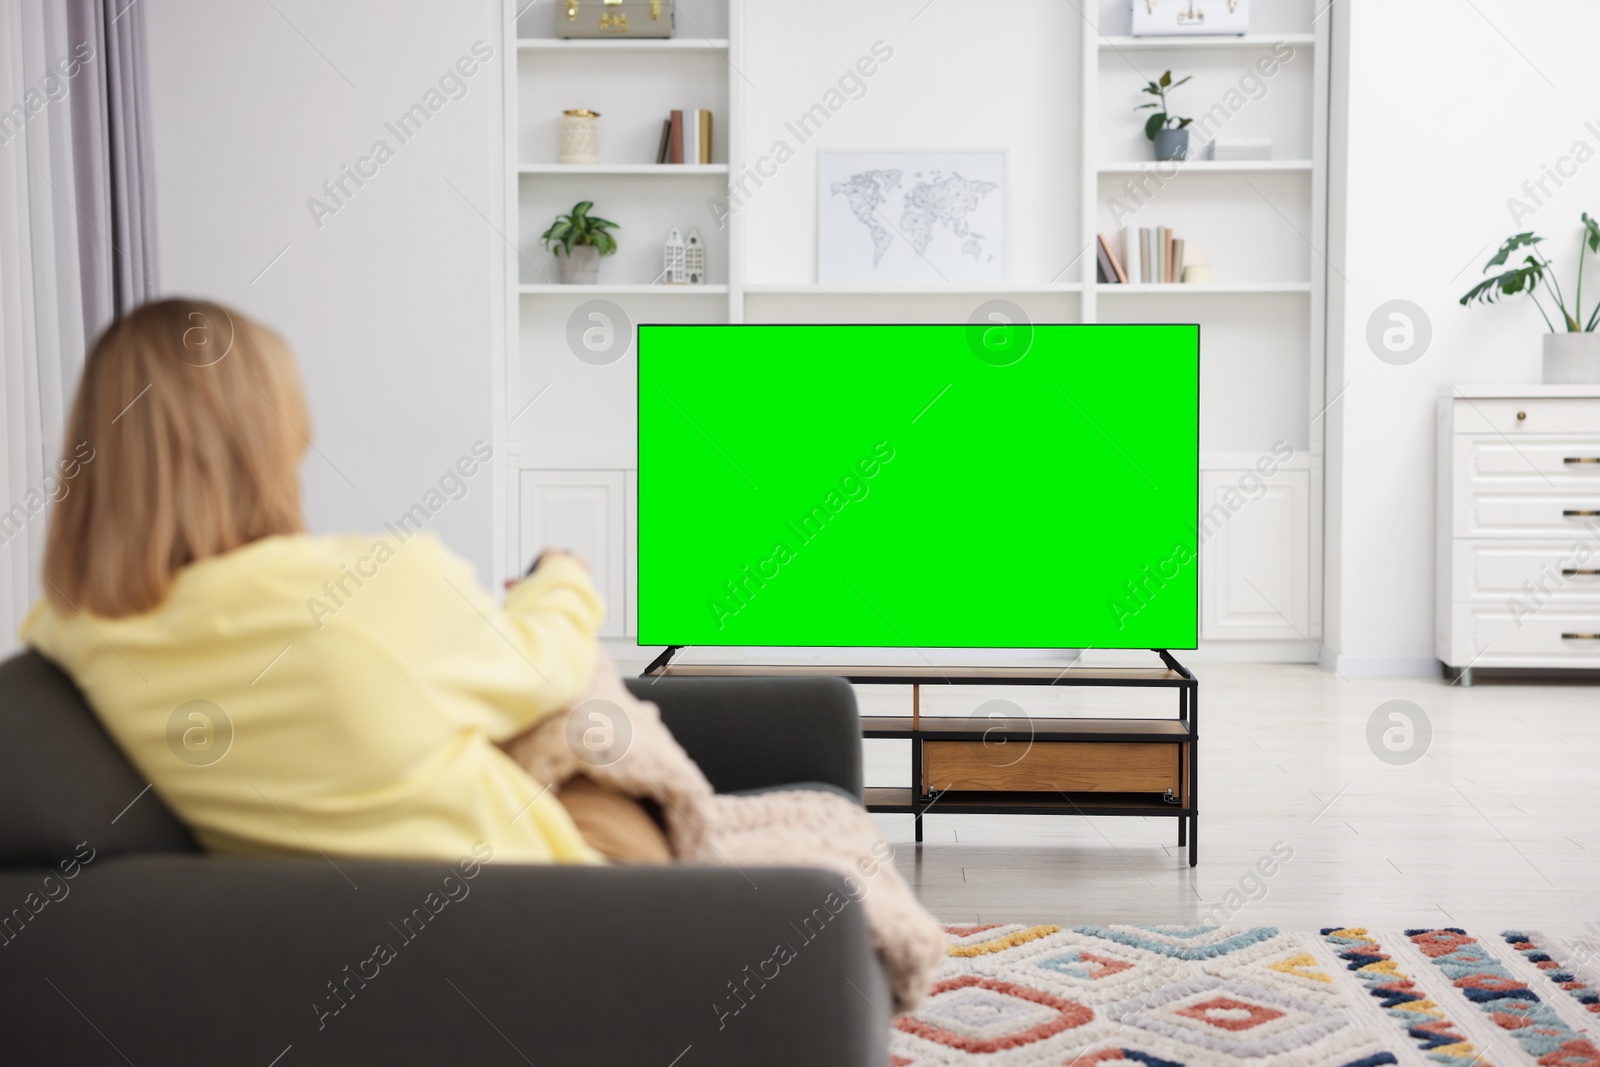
[1437,385,1600,681]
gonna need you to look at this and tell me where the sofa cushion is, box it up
[0,651,198,866]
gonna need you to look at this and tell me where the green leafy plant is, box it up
[1460,213,1600,332]
[540,201,618,257]
[1136,71,1193,141]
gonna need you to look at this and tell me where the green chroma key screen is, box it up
[637,323,1199,649]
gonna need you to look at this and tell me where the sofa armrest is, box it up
[0,855,891,1066]
[625,675,862,799]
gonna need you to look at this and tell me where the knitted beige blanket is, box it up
[502,655,944,1013]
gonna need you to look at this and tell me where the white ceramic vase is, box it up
[1542,332,1600,384]
[559,109,600,164]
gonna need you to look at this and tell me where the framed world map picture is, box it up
[817,150,1005,285]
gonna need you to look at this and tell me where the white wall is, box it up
[144,0,505,582]
[740,1,1082,287]
[1326,0,1600,673]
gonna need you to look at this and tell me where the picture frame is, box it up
[817,149,1005,285]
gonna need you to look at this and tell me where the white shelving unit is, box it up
[504,0,740,642]
[1098,33,1316,51]
[516,283,731,295]
[515,163,730,175]
[1096,160,1312,174]
[1082,0,1329,652]
[745,283,1085,296]
[1098,282,1314,295]
[516,37,731,52]
[500,0,1329,659]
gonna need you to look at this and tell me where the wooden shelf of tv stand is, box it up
[865,788,1192,818]
[861,715,1193,744]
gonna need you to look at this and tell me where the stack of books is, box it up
[655,109,713,164]
[1096,227,1192,285]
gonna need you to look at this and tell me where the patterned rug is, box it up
[890,925,1600,1066]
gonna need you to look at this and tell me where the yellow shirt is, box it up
[22,531,605,866]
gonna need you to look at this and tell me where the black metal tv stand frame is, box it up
[643,648,1198,867]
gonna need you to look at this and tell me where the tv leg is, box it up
[641,645,684,678]
[914,810,923,844]
[1178,817,1186,847]
[1188,814,1198,867]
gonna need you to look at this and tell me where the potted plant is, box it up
[541,201,618,284]
[1137,71,1194,162]
[1460,213,1600,383]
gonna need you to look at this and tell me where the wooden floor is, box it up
[858,664,1600,930]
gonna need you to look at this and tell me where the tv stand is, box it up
[642,650,1198,866]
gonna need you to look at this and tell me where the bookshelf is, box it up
[516,283,731,295]
[1096,160,1312,174]
[499,0,1329,659]
[1098,33,1316,51]
[504,0,739,640]
[1083,0,1328,650]
[1098,282,1314,295]
[515,37,732,52]
[515,163,729,175]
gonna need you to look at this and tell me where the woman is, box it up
[24,298,669,865]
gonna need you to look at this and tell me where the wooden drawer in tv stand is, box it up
[922,740,1182,797]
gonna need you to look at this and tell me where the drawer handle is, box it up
[1561,633,1600,640]
[1562,569,1600,576]
[1563,510,1600,517]
[1565,457,1600,465]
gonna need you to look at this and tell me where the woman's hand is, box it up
[528,548,588,575]
[504,549,591,591]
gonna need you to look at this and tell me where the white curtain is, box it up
[0,0,158,655]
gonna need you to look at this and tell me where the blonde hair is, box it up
[44,298,309,617]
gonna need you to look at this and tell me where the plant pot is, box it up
[555,245,601,285]
[1542,331,1600,384]
[1153,128,1191,162]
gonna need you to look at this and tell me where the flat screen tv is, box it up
[637,323,1198,650]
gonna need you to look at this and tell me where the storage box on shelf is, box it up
[1436,385,1600,681]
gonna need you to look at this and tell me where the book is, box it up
[1167,230,1178,283]
[1156,227,1167,286]
[654,118,671,164]
[1096,240,1117,284]
[1140,228,1154,284]
[697,109,713,164]
[668,110,684,165]
[1097,234,1127,284]
[1172,238,1186,283]
[1123,227,1142,288]
[683,110,699,165]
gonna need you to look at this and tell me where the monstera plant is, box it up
[1460,213,1600,383]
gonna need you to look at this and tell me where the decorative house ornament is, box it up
[684,228,706,284]
[560,109,600,164]
[1130,0,1250,36]
[663,227,686,284]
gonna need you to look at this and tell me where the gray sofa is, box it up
[0,651,892,1065]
